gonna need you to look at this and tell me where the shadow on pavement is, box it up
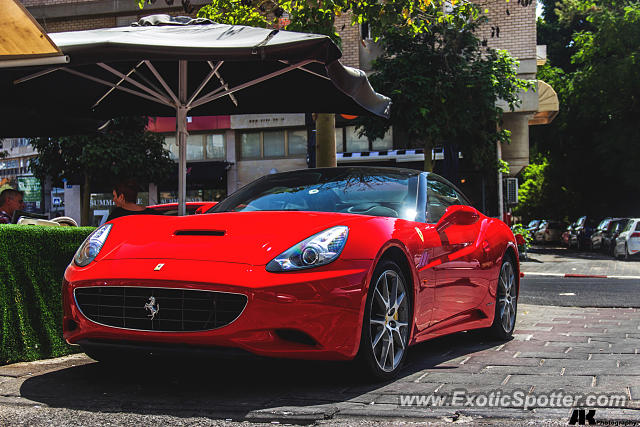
[19,330,501,421]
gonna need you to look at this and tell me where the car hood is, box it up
[99,211,362,265]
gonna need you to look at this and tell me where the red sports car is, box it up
[63,167,519,379]
[147,201,218,215]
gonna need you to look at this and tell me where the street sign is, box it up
[17,176,41,209]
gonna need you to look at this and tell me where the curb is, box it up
[522,272,640,280]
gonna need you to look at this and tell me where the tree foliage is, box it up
[529,0,640,220]
[29,117,173,224]
[356,13,532,173]
[29,117,173,188]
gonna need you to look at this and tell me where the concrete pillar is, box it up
[148,182,158,205]
[225,129,238,195]
[64,184,81,225]
[315,113,337,167]
[501,113,531,176]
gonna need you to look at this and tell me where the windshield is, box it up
[210,167,420,220]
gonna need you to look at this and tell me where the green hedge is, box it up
[0,225,94,365]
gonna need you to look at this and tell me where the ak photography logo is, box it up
[568,409,596,425]
[568,409,638,426]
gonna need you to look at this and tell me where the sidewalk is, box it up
[0,304,637,425]
[521,246,640,278]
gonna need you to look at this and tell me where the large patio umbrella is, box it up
[0,0,105,135]
[0,15,390,215]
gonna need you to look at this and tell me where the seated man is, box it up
[107,179,155,222]
[0,189,25,224]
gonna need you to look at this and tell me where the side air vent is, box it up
[174,230,225,236]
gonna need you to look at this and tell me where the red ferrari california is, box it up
[63,167,519,379]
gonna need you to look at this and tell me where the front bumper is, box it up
[63,258,372,360]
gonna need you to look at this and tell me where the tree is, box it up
[529,0,640,219]
[144,0,531,173]
[29,117,174,225]
[356,13,532,174]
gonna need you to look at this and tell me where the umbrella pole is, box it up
[177,60,188,216]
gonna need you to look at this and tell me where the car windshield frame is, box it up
[209,167,421,220]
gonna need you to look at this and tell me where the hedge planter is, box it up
[0,225,93,365]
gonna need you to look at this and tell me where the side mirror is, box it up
[436,205,480,232]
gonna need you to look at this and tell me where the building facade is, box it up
[6,0,548,223]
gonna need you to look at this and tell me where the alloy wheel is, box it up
[368,269,409,373]
[497,261,517,333]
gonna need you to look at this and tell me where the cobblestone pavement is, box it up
[522,246,640,277]
[0,304,638,426]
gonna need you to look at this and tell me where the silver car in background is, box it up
[613,218,640,260]
[534,220,564,243]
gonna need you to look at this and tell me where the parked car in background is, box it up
[606,219,630,255]
[534,220,564,243]
[526,219,541,235]
[591,218,628,252]
[613,218,640,260]
[569,216,599,250]
[591,218,614,250]
[147,201,217,216]
[561,224,573,247]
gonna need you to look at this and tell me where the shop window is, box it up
[238,128,307,159]
[372,129,393,151]
[335,128,344,153]
[165,133,227,161]
[206,134,226,159]
[241,132,261,158]
[263,130,285,157]
[345,126,369,152]
[186,135,204,160]
[336,126,393,153]
[288,129,308,155]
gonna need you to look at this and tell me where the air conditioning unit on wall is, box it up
[505,178,518,205]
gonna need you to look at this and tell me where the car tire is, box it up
[486,254,518,341]
[357,259,411,381]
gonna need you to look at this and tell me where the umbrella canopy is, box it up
[0,15,391,214]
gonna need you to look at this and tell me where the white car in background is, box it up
[613,218,640,260]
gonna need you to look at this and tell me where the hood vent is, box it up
[174,229,225,236]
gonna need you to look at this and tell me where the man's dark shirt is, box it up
[106,207,156,222]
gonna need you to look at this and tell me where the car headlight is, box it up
[73,224,112,267]
[266,226,349,272]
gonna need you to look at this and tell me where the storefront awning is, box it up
[0,0,69,68]
[529,80,559,125]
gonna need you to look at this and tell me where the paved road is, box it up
[520,276,640,308]
[522,246,640,278]
[0,304,638,426]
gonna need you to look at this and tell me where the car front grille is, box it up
[74,286,247,332]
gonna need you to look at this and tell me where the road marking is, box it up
[522,271,640,280]
[559,292,576,296]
